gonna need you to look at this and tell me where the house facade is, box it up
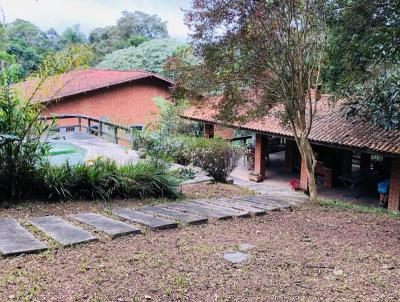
[17,69,174,128]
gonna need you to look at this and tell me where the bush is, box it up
[185,137,242,182]
[36,159,180,201]
[132,133,243,182]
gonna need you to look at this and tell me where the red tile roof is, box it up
[181,95,400,156]
[14,69,174,103]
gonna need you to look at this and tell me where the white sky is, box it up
[0,0,191,40]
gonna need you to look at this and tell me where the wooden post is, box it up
[284,140,295,171]
[78,117,82,132]
[204,123,214,139]
[114,127,118,144]
[99,122,103,137]
[360,153,371,172]
[87,118,91,134]
[341,150,353,175]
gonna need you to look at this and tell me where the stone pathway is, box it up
[0,193,306,257]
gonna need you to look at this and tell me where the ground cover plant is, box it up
[37,159,180,201]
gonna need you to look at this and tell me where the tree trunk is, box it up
[298,137,318,201]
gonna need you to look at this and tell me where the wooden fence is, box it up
[39,114,137,144]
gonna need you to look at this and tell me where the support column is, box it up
[388,159,400,211]
[284,140,295,171]
[204,123,214,139]
[341,150,353,175]
[360,153,371,172]
[299,159,308,191]
[249,134,267,182]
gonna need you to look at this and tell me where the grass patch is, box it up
[318,199,400,219]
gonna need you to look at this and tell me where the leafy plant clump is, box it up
[132,133,243,183]
[36,159,180,201]
[96,38,185,76]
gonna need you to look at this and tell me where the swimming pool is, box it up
[47,142,86,165]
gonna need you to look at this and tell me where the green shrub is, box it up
[37,159,180,201]
[185,137,242,182]
[132,133,243,183]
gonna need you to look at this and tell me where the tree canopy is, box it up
[170,0,327,200]
[89,10,169,61]
[324,0,400,129]
[1,10,171,81]
[97,38,185,76]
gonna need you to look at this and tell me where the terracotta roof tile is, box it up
[14,69,174,103]
[181,96,400,156]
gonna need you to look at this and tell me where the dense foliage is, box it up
[97,38,185,76]
[89,11,169,61]
[133,132,242,182]
[324,0,400,129]
[1,10,171,81]
[37,159,179,201]
[0,45,94,200]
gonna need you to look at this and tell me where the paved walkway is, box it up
[50,132,140,165]
[0,193,307,257]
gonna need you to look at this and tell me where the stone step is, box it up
[30,216,97,246]
[232,196,286,210]
[205,198,266,216]
[184,200,251,218]
[112,208,178,230]
[163,202,233,220]
[0,218,47,256]
[238,195,292,208]
[140,206,208,225]
[69,213,141,238]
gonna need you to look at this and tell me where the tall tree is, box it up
[58,24,86,49]
[324,0,400,130]
[170,0,327,200]
[89,10,169,61]
[97,38,184,76]
[117,11,168,39]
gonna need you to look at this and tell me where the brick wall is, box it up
[388,159,400,211]
[299,159,308,191]
[43,78,171,127]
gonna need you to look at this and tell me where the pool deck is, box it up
[49,132,139,165]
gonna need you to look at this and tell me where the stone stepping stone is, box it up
[163,202,233,220]
[185,200,251,218]
[112,208,177,230]
[232,196,284,210]
[205,198,266,216]
[224,251,248,264]
[0,218,47,256]
[140,206,208,225]
[252,195,292,208]
[30,216,97,246]
[69,213,141,238]
[236,195,291,209]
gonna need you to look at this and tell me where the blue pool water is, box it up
[47,142,86,165]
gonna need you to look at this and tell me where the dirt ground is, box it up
[1,197,400,301]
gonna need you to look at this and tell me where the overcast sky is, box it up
[1,0,191,40]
